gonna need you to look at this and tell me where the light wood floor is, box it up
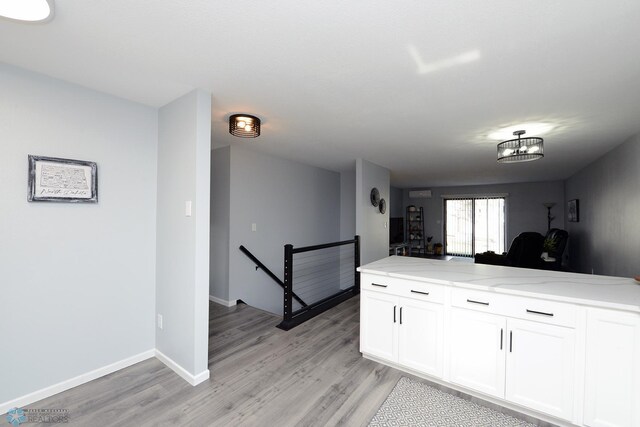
[27,296,552,427]
[26,296,405,426]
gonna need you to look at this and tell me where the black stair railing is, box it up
[239,235,360,331]
[280,235,360,330]
[239,245,308,307]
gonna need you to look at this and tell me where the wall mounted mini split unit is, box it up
[409,190,432,199]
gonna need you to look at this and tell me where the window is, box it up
[444,196,506,257]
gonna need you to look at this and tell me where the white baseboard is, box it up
[209,295,237,307]
[0,349,155,415]
[0,349,210,414]
[154,350,210,386]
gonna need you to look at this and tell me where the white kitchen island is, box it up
[358,256,640,427]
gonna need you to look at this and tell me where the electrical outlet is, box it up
[251,223,257,232]
[157,314,163,330]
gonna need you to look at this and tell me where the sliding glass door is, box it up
[445,197,506,257]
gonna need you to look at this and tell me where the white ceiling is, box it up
[2,1,640,187]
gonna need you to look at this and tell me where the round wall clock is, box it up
[379,198,386,214]
[370,188,380,207]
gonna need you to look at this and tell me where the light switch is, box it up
[251,223,257,232]
[384,221,388,229]
[185,201,192,217]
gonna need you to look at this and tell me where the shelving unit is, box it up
[406,206,425,255]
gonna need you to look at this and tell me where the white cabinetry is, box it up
[449,290,576,421]
[360,290,397,361]
[450,308,506,398]
[397,296,444,376]
[506,318,575,420]
[359,259,640,427]
[584,308,640,427]
[360,275,444,378]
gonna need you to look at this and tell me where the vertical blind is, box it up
[445,197,506,257]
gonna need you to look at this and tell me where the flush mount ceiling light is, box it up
[229,114,260,138]
[0,0,54,22]
[497,130,544,163]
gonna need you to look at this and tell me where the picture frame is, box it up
[28,155,98,203]
[567,199,579,222]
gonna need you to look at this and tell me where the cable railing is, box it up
[239,235,360,330]
[238,245,308,307]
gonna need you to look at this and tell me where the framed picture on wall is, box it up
[567,199,579,222]
[28,155,98,203]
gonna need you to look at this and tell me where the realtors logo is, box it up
[5,408,26,426]
[4,408,68,425]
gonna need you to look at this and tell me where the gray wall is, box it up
[564,133,640,276]
[156,89,211,377]
[340,170,356,240]
[340,170,356,289]
[210,146,231,301]
[0,64,157,403]
[402,181,565,251]
[356,159,390,264]
[228,145,341,314]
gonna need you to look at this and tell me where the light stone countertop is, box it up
[358,256,640,313]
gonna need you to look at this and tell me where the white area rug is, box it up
[369,377,536,427]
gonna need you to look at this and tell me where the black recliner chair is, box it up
[474,232,545,269]
[475,229,569,270]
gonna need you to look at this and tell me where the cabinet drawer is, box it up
[361,274,397,294]
[451,288,575,328]
[451,288,511,315]
[505,296,576,328]
[394,278,445,304]
[361,274,444,304]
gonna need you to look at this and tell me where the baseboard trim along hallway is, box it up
[209,295,237,307]
[1,349,209,414]
[0,349,156,414]
[154,349,210,386]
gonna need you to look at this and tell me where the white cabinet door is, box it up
[449,307,506,398]
[505,318,575,421]
[360,290,397,362]
[584,309,640,427]
[398,297,444,378]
